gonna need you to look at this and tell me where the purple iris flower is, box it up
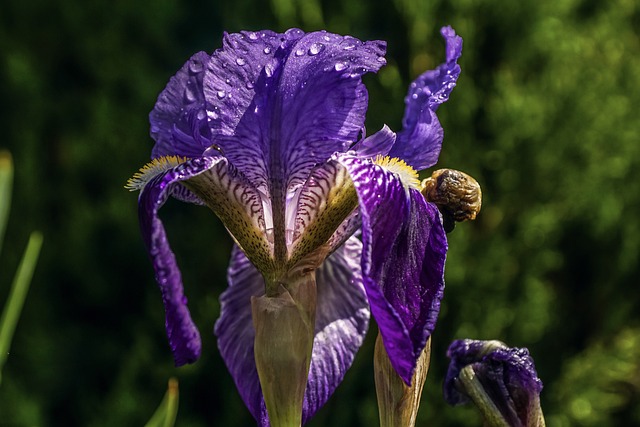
[444,339,545,427]
[128,27,462,424]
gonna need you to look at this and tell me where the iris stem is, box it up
[458,366,511,427]
[252,272,317,427]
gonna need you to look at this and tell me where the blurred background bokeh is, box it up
[1,0,639,425]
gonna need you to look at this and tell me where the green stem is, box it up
[0,231,43,384]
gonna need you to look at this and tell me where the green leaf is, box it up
[145,378,179,427]
[0,231,43,385]
[0,151,13,256]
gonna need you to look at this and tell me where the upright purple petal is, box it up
[214,30,386,193]
[215,237,370,426]
[203,30,283,137]
[138,156,224,365]
[389,26,463,169]
[351,125,397,158]
[337,154,447,385]
[150,51,212,158]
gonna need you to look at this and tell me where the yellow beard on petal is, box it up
[125,155,189,191]
[373,155,421,190]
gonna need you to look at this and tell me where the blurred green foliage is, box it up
[0,0,639,425]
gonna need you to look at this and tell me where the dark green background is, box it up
[1,0,639,425]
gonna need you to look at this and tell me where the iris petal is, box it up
[351,124,396,158]
[215,237,369,426]
[389,26,463,170]
[182,159,274,275]
[138,157,225,365]
[336,154,447,385]
[211,30,386,194]
[150,51,212,159]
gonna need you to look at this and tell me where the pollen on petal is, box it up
[373,155,421,189]
[125,155,189,191]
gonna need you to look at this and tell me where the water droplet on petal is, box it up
[323,35,331,41]
[184,83,197,102]
[411,93,419,100]
[265,63,275,77]
[377,56,387,63]
[196,109,206,120]
[236,57,246,66]
[334,62,348,71]
[295,48,305,57]
[263,46,271,54]
[217,90,226,99]
[248,32,258,40]
[246,81,254,89]
[189,59,204,73]
[308,43,324,55]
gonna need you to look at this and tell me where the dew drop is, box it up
[295,48,305,57]
[188,59,204,73]
[265,63,275,77]
[196,109,206,120]
[184,83,197,102]
[236,57,246,66]
[308,43,324,55]
[263,46,271,54]
[248,32,258,40]
[246,81,254,89]
[334,62,348,71]
[323,35,331,42]
[217,90,226,99]
[377,56,387,63]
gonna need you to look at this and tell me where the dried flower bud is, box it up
[421,169,482,232]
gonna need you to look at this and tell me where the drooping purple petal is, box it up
[444,339,544,427]
[213,30,386,193]
[389,26,462,170]
[138,156,224,365]
[150,51,212,159]
[336,154,447,385]
[215,237,369,426]
[302,237,369,424]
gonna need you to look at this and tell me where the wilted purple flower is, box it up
[128,27,462,425]
[444,339,545,427]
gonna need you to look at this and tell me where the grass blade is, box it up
[0,151,13,256]
[0,231,43,385]
[145,378,179,427]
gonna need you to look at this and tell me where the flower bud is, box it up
[421,169,482,232]
[374,334,431,427]
[444,339,545,427]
